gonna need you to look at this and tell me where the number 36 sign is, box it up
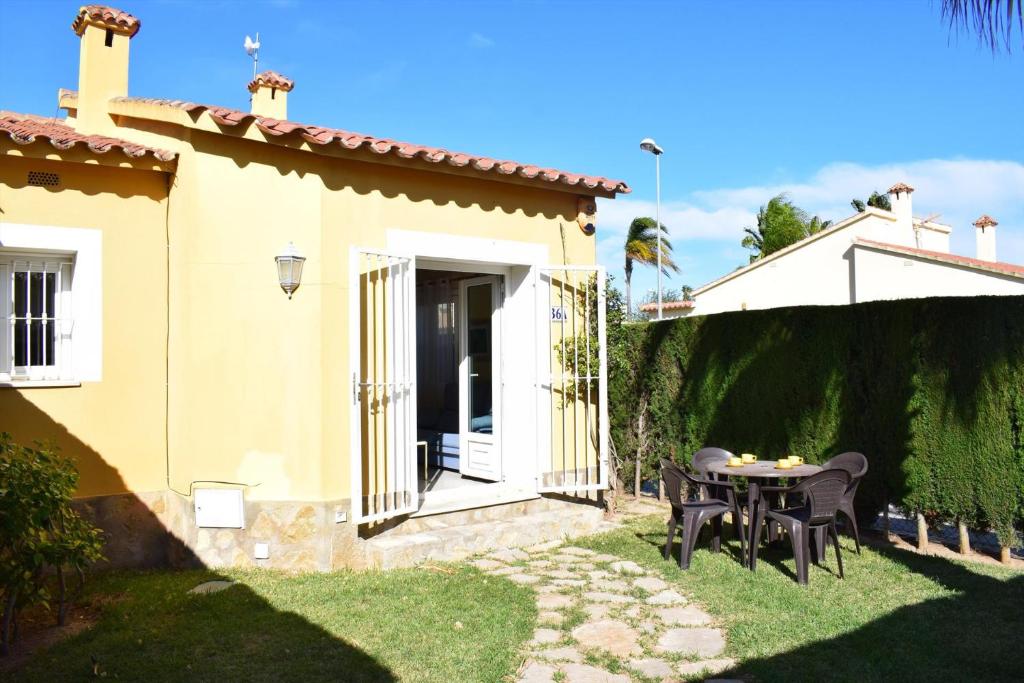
[550,306,567,322]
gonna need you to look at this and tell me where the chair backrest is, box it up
[692,447,733,476]
[660,459,687,508]
[823,451,868,480]
[790,469,851,524]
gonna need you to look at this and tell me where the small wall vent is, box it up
[28,171,60,187]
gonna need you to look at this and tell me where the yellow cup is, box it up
[787,455,804,465]
[728,456,742,467]
[741,453,757,464]
[776,459,792,469]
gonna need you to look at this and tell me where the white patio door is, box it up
[349,248,419,524]
[535,265,608,493]
[458,275,502,481]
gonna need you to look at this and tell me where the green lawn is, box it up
[10,565,535,682]
[575,515,1024,682]
[9,515,1024,682]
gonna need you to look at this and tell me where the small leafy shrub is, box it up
[0,433,103,655]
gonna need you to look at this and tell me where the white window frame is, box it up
[1,253,74,381]
[0,223,102,386]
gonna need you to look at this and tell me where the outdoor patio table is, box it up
[703,460,822,570]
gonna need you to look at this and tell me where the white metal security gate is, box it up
[349,248,418,523]
[535,265,608,493]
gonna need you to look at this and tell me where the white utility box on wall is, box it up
[194,488,245,528]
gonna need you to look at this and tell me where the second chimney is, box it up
[71,5,142,134]
[888,182,914,234]
[974,215,998,262]
[248,71,294,120]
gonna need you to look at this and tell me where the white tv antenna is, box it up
[244,33,261,80]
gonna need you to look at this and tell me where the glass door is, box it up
[459,276,502,481]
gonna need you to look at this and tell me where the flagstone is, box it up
[584,591,635,604]
[532,628,562,645]
[655,627,726,657]
[633,576,669,593]
[561,547,597,557]
[534,646,583,663]
[471,558,505,570]
[517,660,557,683]
[528,559,553,569]
[646,589,686,605]
[546,569,579,579]
[609,560,645,575]
[526,540,564,553]
[509,573,542,585]
[490,547,530,562]
[538,610,565,626]
[561,663,631,683]
[677,658,736,676]
[592,553,619,563]
[571,619,642,657]
[489,566,523,576]
[537,593,575,610]
[656,605,711,626]
[583,603,610,620]
[552,578,586,587]
[629,658,675,679]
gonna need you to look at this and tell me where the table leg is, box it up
[748,479,759,571]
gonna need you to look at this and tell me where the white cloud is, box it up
[597,158,1024,295]
[469,32,495,48]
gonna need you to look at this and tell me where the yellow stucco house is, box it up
[0,6,629,570]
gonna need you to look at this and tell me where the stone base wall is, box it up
[74,489,605,572]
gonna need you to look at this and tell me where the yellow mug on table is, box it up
[776,458,792,469]
[741,453,758,464]
[728,456,743,467]
[787,455,804,465]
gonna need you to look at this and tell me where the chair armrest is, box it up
[758,485,790,494]
[692,476,736,490]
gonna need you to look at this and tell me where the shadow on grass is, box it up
[10,569,397,682]
[717,542,1024,683]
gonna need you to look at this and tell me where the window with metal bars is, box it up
[1,254,73,381]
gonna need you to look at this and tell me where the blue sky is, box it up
[3,1,1022,299]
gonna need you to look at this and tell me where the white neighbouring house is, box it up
[644,183,1024,319]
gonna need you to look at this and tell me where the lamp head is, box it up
[639,137,663,155]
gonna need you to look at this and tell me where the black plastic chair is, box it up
[822,451,868,553]
[691,447,751,554]
[660,458,746,570]
[751,469,851,585]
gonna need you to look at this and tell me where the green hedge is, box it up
[609,295,1024,545]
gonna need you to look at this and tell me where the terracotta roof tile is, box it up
[0,111,175,163]
[111,96,630,194]
[247,71,294,93]
[855,239,1024,278]
[973,214,998,228]
[72,5,141,38]
[888,181,915,194]
[639,300,694,312]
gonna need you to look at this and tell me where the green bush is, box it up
[609,296,1024,546]
[0,434,103,655]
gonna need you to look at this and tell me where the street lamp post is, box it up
[639,137,664,319]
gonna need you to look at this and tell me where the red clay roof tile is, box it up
[72,5,141,38]
[888,182,914,194]
[111,96,630,194]
[0,112,175,163]
[973,214,998,228]
[247,71,294,93]
[855,239,1024,277]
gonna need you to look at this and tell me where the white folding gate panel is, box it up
[536,265,609,493]
[349,248,418,524]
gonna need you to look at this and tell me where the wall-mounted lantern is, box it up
[275,242,305,299]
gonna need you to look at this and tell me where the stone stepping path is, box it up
[475,543,737,682]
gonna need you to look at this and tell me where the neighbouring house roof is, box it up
[692,207,889,296]
[60,91,629,196]
[248,71,294,93]
[639,300,694,312]
[0,111,176,163]
[973,214,998,228]
[72,5,141,37]
[854,239,1024,279]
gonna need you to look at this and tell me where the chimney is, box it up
[71,5,141,134]
[248,71,294,120]
[974,215,998,262]
[888,182,914,232]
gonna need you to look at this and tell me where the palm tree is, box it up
[624,217,680,316]
[943,0,1023,51]
[742,194,832,262]
[851,191,891,213]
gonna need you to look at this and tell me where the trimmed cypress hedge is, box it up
[609,295,1024,546]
